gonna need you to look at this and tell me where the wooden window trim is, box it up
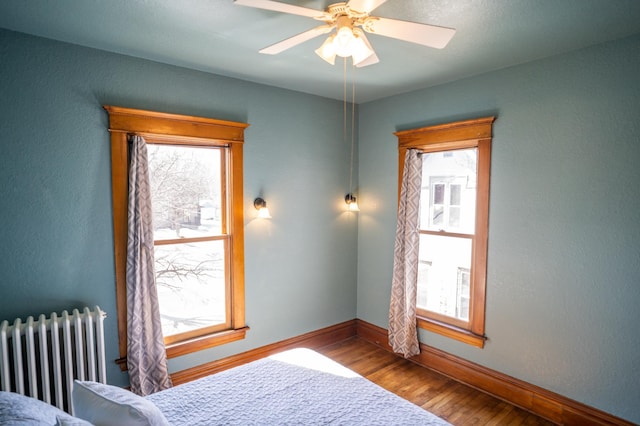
[166,327,249,358]
[395,116,495,348]
[105,106,249,368]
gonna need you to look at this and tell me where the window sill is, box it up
[115,327,250,371]
[417,317,486,348]
[166,326,250,359]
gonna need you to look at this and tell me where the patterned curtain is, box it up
[389,149,422,358]
[126,135,172,395]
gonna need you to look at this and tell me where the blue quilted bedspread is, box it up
[147,348,450,425]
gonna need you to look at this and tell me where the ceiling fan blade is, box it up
[347,0,388,14]
[234,0,326,19]
[365,16,455,49]
[259,25,334,55]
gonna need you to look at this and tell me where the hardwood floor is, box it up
[317,337,556,426]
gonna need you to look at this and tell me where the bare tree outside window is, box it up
[147,144,227,338]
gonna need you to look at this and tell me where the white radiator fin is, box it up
[0,306,107,414]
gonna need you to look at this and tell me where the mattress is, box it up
[147,347,450,425]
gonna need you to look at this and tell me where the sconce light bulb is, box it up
[254,197,272,219]
[345,193,360,212]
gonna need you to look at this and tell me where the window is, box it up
[105,106,249,366]
[395,116,495,347]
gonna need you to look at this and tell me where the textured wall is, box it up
[0,29,358,386]
[356,34,640,423]
[2,24,638,424]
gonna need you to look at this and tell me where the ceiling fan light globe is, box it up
[315,35,337,64]
[323,36,337,56]
[334,26,355,57]
[351,36,374,65]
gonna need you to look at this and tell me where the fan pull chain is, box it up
[349,60,356,196]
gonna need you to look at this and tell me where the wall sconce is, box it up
[345,193,360,212]
[254,197,272,219]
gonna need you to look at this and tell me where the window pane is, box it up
[433,183,445,204]
[155,240,226,338]
[450,184,461,205]
[458,297,470,320]
[432,206,444,227]
[449,206,461,227]
[147,144,223,238]
[416,234,472,321]
[416,261,431,308]
[420,149,477,233]
[457,268,470,320]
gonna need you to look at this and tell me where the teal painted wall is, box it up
[0,29,358,386]
[356,34,640,423]
[1,25,639,423]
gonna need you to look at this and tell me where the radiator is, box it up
[0,306,107,414]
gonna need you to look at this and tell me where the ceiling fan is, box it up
[234,0,456,67]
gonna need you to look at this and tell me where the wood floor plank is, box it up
[318,337,556,426]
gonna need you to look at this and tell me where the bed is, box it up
[1,348,450,425]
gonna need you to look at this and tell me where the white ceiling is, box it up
[1,0,640,103]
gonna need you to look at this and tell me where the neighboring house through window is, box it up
[105,106,249,366]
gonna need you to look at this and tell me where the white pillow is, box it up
[0,391,91,426]
[55,415,94,426]
[72,381,169,426]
